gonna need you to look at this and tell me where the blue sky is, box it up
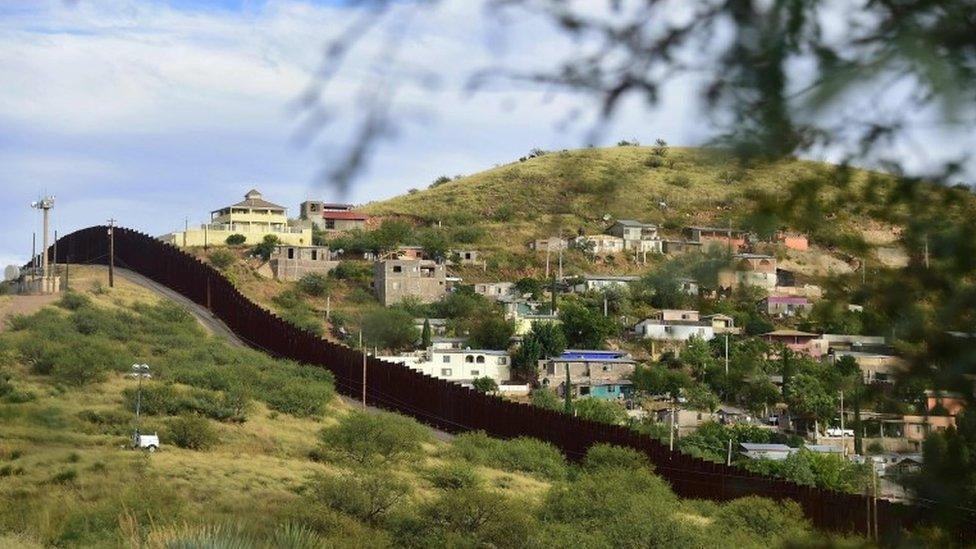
[0,0,971,269]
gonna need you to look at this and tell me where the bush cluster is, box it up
[449,431,568,480]
[166,414,218,450]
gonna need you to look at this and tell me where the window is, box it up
[442,355,450,363]
[470,370,479,376]
[580,386,591,396]
[465,355,474,363]
[311,250,318,261]
[441,368,452,377]
[498,357,507,365]
[475,356,485,364]
[325,219,336,230]
[287,248,294,259]
[392,265,402,273]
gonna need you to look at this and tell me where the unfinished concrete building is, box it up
[373,259,447,306]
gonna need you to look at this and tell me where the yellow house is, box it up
[161,189,312,247]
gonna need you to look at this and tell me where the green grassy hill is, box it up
[0,267,846,547]
[362,145,902,280]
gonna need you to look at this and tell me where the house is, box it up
[683,226,747,252]
[538,350,637,398]
[740,443,794,461]
[822,334,888,352]
[161,189,312,247]
[651,309,700,322]
[530,237,569,252]
[702,314,739,334]
[776,232,809,251]
[299,201,368,231]
[830,349,905,384]
[656,409,719,436]
[762,329,825,358]
[607,220,662,253]
[413,318,448,337]
[661,239,703,255]
[378,348,511,385]
[575,234,625,255]
[431,337,467,350]
[392,246,429,261]
[269,245,339,281]
[512,313,560,337]
[452,250,481,266]
[678,278,699,295]
[587,381,634,400]
[372,259,448,306]
[760,295,812,317]
[718,253,778,290]
[925,390,966,416]
[574,275,640,292]
[633,315,715,342]
[474,282,515,300]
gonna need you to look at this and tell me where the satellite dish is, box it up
[4,265,19,281]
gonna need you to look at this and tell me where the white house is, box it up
[575,234,625,255]
[574,275,640,292]
[474,282,516,300]
[378,348,511,385]
[633,315,715,342]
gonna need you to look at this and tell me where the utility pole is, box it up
[724,334,729,375]
[30,196,55,292]
[669,399,676,452]
[107,219,116,288]
[131,364,150,439]
[183,216,188,247]
[726,438,733,466]
[31,232,36,275]
[325,295,331,322]
[52,230,58,291]
[545,245,551,279]
[839,391,845,433]
[563,363,572,413]
[603,293,608,317]
[360,330,367,410]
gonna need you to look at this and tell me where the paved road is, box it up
[114,267,454,441]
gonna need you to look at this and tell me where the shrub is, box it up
[315,411,431,466]
[471,376,498,394]
[667,174,692,188]
[583,444,651,472]
[208,249,236,270]
[644,155,665,168]
[361,308,419,352]
[52,345,114,386]
[491,204,516,222]
[430,175,452,188]
[225,234,246,246]
[49,468,78,484]
[305,470,411,524]
[716,497,809,543]
[329,261,371,281]
[57,292,91,311]
[403,486,533,548]
[426,462,481,491]
[263,376,333,418]
[450,432,567,480]
[166,414,218,450]
[297,273,331,297]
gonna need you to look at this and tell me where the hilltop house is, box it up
[634,310,715,342]
[607,220,662,253]
[661,239,703,255]
[539,350,637,399]
[300,201,369,231]
[451,249,482,266]
[762,329,825,358]
[830,349,905,384]
[372,259,447,306]
[575,234,625,255]
[574,275,640,293]
[161,189,312,247]
[530,237,569,252]
[683,226,746,252]
[760,295,812,317]
[719,253,778,290]
[702,313,739,334]
[269,245,339,281]
[474,282,515,300]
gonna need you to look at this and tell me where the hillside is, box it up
[0,266,843,547]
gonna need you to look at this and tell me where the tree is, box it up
[573,398,628,425]
[305,470,411,525]
[418,228,452,262]
[528,321,566,359]
[513,277,542,300]
[472,376,498,394]
[558,302,615,349]
[420,318,433,349]
[315,410,431,466]
[630,364,691,400]
[362,308,419,352]
[167,414,218,451]
[512,337,542,383]
[251,234,279,261]
[680,336,716,382]
[467,314,514,350]
[916,411,976,521]
[208,249,235,270]
[786,374,836,431]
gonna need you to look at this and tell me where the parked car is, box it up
[825,427,854,437]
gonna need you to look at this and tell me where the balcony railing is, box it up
[201,223,305,235]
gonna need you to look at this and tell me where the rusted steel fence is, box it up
[48,226,973,543]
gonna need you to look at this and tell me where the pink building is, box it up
[762,329,824,358]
